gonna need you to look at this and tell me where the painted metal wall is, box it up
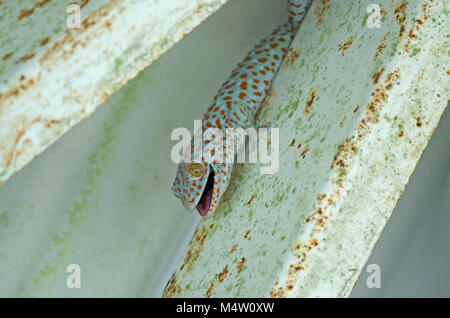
[0,0,227,185]
[0,0,287,297]
[0,0,448,297]
[163,0,448,297]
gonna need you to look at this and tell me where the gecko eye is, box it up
[187,162,204,178]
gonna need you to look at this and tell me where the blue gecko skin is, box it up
[172,0,312,217]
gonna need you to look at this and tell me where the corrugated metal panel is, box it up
[0,0,286,297]
[163,0,449,297]
[0,0,228,186]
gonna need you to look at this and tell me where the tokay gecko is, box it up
[172,0,312,217]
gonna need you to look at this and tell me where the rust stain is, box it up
[40,36,51,47]
[14,53,36,65]
[235,257,246,278]
[177,4,206,29]
[372,67,385,85]
[304,86,319,115]
[417,68,425,81]
[179,224,211,272]
[243,229,251,239]
[78,0,91,9]
[0,1,3,7]
[339,113,347,128]
[162,274,182,298]
[0,73,38,110]
[14,138,33,160]
[353,106,360,113]
[306,192,332,231]
[104,20,112,29]
[39,0,122,65]
[194,4,204,15]
[314,0,330,26]
[229,243,238,255]
[2,52,14,61]
[338,36,355,56]
[205,280,215,298]
[404,1,433,52]
[300,147,310,159]
[306,206,328,231]
[289,138,296,147]
[17,0,52,21]
[218,265,229,283]
[397,130,404,138]
[309,67,401,234]
[394,1,408,40]
[2,116,41,168]
[270,238,319,297]
[366,68,400,124]
[246,191,258,205]
[45,119,61,129]
[282,48,301,69]
[317,193,326,204]
[373,31,390,61]
[415,116,422,128]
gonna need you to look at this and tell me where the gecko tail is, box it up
[287,0,312,30]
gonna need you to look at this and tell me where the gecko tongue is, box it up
[196,170,214,216]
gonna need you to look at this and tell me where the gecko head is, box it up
[172,161,233,217]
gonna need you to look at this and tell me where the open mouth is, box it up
[196,168,215,216]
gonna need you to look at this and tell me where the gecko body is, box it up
[172,0,312,216]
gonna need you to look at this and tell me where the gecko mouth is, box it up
[196,168,215,217]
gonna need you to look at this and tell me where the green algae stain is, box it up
[0,211,9,226]
[26,80,141,293]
